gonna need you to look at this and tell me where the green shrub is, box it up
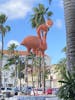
[57,71,75,100]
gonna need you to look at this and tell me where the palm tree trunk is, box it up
[19,60,21,91]
[0,34,4,87]
[25,56,28,87]
[63,0,75,71]
[2,34,4,57]
[43,56,45,94]
[32,57,35,95]
[0,60,2,87]
[38,56,42,88]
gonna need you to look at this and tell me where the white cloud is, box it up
[55,19,62,29]
[7,40,20,47]
[0,42,2,49]
[59,0,63,8]
[0,0,36,19]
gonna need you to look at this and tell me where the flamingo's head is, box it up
[46,19,53,28]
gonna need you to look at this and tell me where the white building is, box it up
[1,50,26,87]
[1,50,51,88]
[2,54,16,87]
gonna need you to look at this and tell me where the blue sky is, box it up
[0,0,66,64]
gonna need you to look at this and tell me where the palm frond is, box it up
[38,4,45,11]
[58,80,70,84]
[33,7,39,13]
[30,3,53,29]
[1,27,6,36]
[3,65,10,70]
[45,7,49,12]
[6,25,11,32]
[47,11,53,16]
[57,70,75,100]
[0,14,7,24]
[57,84,69,99]
[62,71,70,81]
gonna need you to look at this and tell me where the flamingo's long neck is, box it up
[41,35,47,50]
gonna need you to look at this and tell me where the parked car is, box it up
[13,87,19,95]
[0,87,15,97]
[52,88,59,95]
[22,86,33,95]
[31,88,43,95]
[37,88,43,95]
[45,88,52,95]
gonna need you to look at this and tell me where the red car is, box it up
[45,88,52,95]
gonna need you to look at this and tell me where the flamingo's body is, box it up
[21,36,47,56]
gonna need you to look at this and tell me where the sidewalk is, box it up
[5,95,60,100]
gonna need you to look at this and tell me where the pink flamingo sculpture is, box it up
[21,35,47,56]
[21,19,53,56]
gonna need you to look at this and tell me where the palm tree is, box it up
[28,53,36,95]
[8,43,18,56]
[30,3,52,89]
[0,14,10,57]
[4,43,20,86]
[33,56,42,88]
[63,0,75,71]
[0,14,10,87]
[4,53,25,87]
[30,3,53,28]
